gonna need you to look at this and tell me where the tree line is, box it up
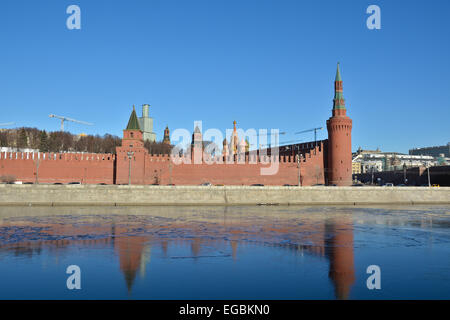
[0,128,172,155]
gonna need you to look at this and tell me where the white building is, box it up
[352,148,446,173]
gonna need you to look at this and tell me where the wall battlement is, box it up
[0,151,115,161]
[0,151,115,184]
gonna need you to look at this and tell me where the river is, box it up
[0,205,449,299]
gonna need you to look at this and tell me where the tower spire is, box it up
[335,62,342,81]
[126,105,141,130]
[333,62,345,110]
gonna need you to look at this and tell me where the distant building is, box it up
[352,161,361,175]
[74,133,87,142]
[138,104,156,142]
[352,148,439,173]
[409,143,450,158]
[0,147,38,153]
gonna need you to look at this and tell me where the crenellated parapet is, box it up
[0,151,115,161]
[0,151,115,184]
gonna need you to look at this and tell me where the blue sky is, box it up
[1,0,449,153]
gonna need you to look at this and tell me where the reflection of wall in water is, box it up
[0,211,356,298]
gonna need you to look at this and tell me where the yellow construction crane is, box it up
[49,114,93,131]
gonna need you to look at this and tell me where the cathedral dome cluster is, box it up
[222,120,249,157]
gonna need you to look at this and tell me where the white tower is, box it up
[138,104,156,142]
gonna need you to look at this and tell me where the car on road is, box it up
[383,183,394,187]
[200,182,212,186]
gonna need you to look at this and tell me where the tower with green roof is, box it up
[115,105,147,184]
[326,63,353,186]
[333,62,345,110]
[126,105,141,131]
[121,105,144,149]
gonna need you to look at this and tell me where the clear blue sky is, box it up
[1,0,449,153]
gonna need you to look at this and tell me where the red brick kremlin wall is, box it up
[0,141,326,186]
[115,142,326,186]
[0,152,115,184]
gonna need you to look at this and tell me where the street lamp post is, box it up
[403,163,407,185]
[371,167,374,185]
[127,151,134,185]
[297,153,302,186]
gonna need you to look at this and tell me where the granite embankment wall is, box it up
[0,185,449,206]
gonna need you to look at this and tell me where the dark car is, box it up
[251,184,264,186]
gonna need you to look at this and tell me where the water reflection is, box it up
[0,205,448,299]
[325,217,355,300]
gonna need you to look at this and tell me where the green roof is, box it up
[126,105,141,130]
[335,62,342,81]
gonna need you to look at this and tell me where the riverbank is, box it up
[1,184,449,206]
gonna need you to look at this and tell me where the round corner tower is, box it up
[326,63,353,186]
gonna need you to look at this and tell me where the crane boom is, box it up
[0,122,15,127]
[248,131,286,136]
[294,127,323,145]
[49,114,93,131]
